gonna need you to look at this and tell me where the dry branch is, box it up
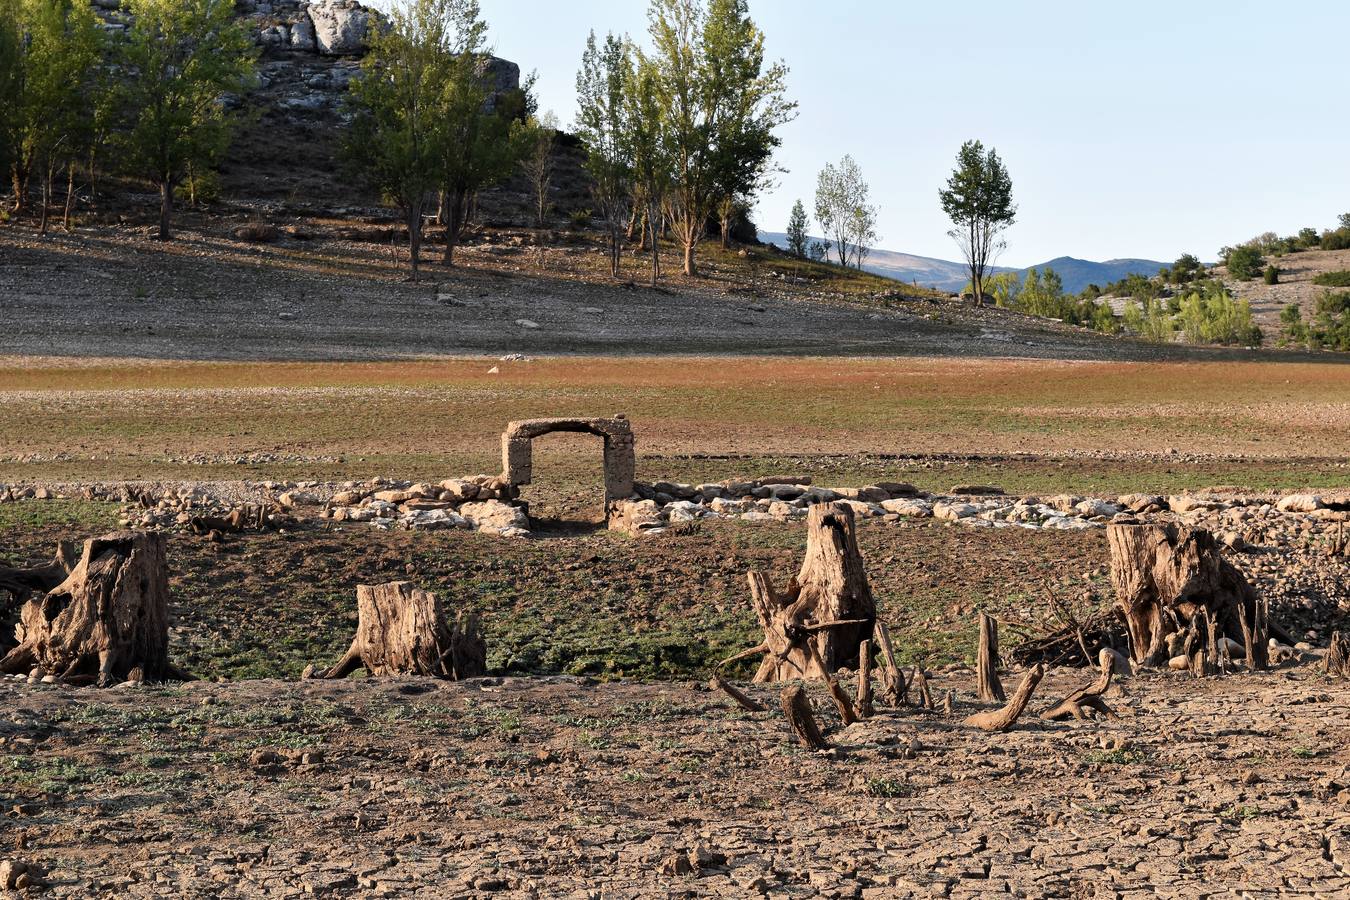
[964,664,1045,733]
[710,674,765,712]
[855,640,874,719]
[1042,650,1120,721]
[780,685,829,751]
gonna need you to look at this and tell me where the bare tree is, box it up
[520,111,558,229]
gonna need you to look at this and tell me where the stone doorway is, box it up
[500,416,635,529]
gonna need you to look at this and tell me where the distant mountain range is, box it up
[759,232,1166,294]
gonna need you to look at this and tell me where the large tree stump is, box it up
[736,503,876,682]
[1108,523,1264,668]
[1,541,80,654]
[0,532,181,685]
[975,612,1005,702]
[320,582,485,679]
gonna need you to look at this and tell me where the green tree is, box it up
[1123,297,1176,343]
[3,0,104,223]
[576,31,632,278]
[624,49,671,286]
[939,139,1016,306]
[1169,253,1202,284]
[1223,244,1264,280]
[814,155,877,269]
[114,0,254,240]
[785,198,809,258]
[643,0,793,276]
[434,17,533,266]
[344,0,451,278]
[1016,267,1070,319]
[0,1,22,199]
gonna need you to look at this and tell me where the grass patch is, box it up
[0,500,120,530]
[1312,271,1350,287]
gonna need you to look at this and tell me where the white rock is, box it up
[1276,494,1323,513]
[308,0,374,55]
[933,501,977,521]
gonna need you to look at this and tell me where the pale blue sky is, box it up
[380,0,1350,266]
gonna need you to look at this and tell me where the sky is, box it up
[372,0,1350,267]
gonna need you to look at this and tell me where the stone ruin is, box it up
[501,416,636,528]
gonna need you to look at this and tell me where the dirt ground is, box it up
[2,663,1348,898]
[0,226,1318,364]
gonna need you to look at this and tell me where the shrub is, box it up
[1123,297,1175,343]
[568,208,593,230]
[1169,253,1202,284]
[1176,285,1262,346]
[1224,245,1265,281]
[1312,271,1350,287]
[1321,229,1350,251]
[1263,265,1279,285]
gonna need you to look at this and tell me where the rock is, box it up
[950,484,1004,496]
[1277,494,1324,513]
[307,0,375,55]
[1118,493,1166,513]
[331,490,366,505]
[289,15,316,51]
[611,499,665,535]
[1221,531,1251,552]
[665,500,706,523]
[874,482,919,498]
[709,497,750,516]
[881,498,932,518]
[1167,655,1189,671]
[372,490,413,503]
[459,500,530,537]
[933,501,978,521]
[515,319,540,329]
[1169,495,1223,514]
[439,479,480,501]
[1074,498,1122,518]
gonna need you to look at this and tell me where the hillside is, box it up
[760,234,1164,293]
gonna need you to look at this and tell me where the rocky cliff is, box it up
[89,0,530,214]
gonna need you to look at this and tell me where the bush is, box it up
[1176,285,1262,346]
[1263,265,1279,285]
[1224,245,1265,281]
[1321,229,1350,251]
[568,208,593,230]
[1123,297,1175,343]
[1312,271,1350,287]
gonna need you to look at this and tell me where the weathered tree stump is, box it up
[975,612,1005,702]
[732,503,876,682]
[1108,523,1265,667]
[964,664,1044,733]
[320,582,485,679]
[780,685,830,751]
[874,623,907,705]
[1327,632,1350,680]
[0,532,183,685]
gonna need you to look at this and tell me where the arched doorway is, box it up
[500,416,635,530]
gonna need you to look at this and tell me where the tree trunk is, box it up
[319,582,485,679]
[855,640,874,718]
[10,164,27,214]
[0,532,182,685]
[975,611,1005,701]
[745,502,876,682]
[648,214,660,286]
[683,239,696,277]
[38,167,52,236]
[157,180,173,241]
[1042,649,1119,721]
[63,161,76,231]
[1108,523,1263,667]
[407,200,424,280]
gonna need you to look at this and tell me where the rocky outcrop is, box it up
[305,0,374,55]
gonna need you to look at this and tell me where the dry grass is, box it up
[0,355,1346,491]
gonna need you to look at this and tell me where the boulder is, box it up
[874,482,919,498]
[881,498,932,518]
[459,500,529,537]
[1276,494,1323,513]
[949,484,1005,496]
[933,501,978,521]
[307,0,375,55]
[289,15,317,51]
[611,499,665,535]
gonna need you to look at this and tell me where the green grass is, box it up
[0,499,120,530]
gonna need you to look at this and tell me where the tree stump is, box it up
[975,612,1005,702]
[1327,632,1350,680]
[736,503,876,682]
[1,541,80,654]
[1108,523,1264,667]
[320,582,485,679]
[0,532,182,686]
